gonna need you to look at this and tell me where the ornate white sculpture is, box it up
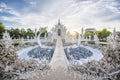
[107,28,120,50]
[50,19,67,41]
[77,34,81,46]
[20,37,24,46]
[34,28,37,39]
[94,34,99,45]
[2,31,13,48]
[37,32,42,47]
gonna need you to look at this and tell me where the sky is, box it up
[0,0,120,32]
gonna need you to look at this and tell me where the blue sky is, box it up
[0,0,120,32]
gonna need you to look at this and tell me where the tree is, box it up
[20,28,27,39]
[96,28,111,41]
[26,28,34,39]
[84,31,94,39]
[11,28,21,39]
[7,28,14,39]
[0,22,5,39]
[38,27,48,37]
[8,28,21,39]
[73,31,79,38]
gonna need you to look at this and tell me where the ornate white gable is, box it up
[51,20,67,40]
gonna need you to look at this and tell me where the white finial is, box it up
[81,27,84,35]
[58,19,61,24]
[113,27,116,37]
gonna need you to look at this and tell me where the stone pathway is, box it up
[40,69,83,80]
[40,37,83,80]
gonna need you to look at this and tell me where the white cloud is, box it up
[2,0,120,32]
[0,8,2,12]
[0,2,7,8]
[0,2,20,16]
[29,1,37,5]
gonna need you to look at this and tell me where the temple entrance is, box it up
[58,29,61,36]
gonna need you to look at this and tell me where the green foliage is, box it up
[25,42,31,45]
[38,27,48,37]
[0,22,5,39]
[12,42,19,46]
[13,39,20,43]
[84,31,92,37]
[20,28,26,38]
[12,40,20,46]
[7,27,48,39]
[88,41,95,44]
[96,28,111,41]
[7,28,20,39]
[83,31,94,39]
[7,28,35,39]
[26,28,34,39]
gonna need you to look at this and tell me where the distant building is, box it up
[84,28,96,40]
[85,28,96,33]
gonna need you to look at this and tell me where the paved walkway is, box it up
[40,37,83,80]
[49,36,68,70]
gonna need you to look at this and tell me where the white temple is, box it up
[51,19,67,41]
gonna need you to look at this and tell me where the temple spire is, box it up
[81,27,84,35]
[58,19,61,25]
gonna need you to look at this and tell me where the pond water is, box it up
[65,47,93,60]
[27,47,55,63]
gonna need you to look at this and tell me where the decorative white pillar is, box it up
[34,28,37,40]
[77,34,81,46]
